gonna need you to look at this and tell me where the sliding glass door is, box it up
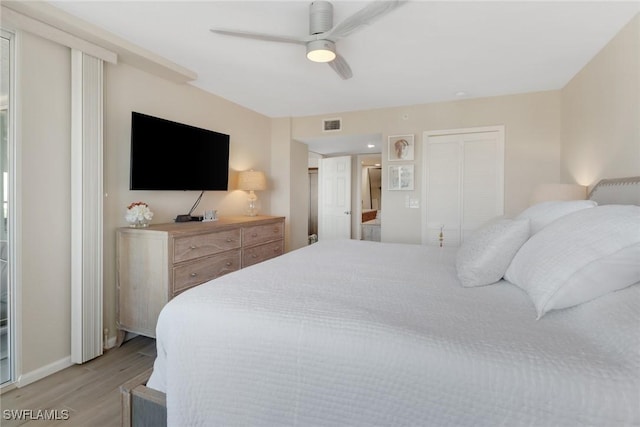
[1,29,14,386]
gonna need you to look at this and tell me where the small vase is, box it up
[128,219,150,228]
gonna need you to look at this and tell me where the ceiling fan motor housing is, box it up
[309,1,334,35]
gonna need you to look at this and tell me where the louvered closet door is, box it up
[423,127,504,246]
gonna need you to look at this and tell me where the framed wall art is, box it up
[388,134,414,161]
[388,164,414,191]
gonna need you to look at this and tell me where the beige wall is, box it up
[14,31,274,377]
[561,14,640,186]
[19,32,72,374]
[104,62,272,343]
[270,118,309,251]
[270,117,293,251]
[289,139,310,250]
[292,91,562,243]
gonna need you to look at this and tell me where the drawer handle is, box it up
[189,245,197,250]
[225,262,232,266]
[273,228,279,233]
[251,233,258,238]
[226,238,233,242]
[251,254,258,258]
[190,272,197,277]
[273,248,279,252]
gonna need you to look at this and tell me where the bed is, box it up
[142,177,640,426]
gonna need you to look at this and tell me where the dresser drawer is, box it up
[242,240,284,268]
[172,250,241,295]
[173,229,241,263]
[243,221,284,247]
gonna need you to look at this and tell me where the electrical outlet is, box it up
[409,198,420,208]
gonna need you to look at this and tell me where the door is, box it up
[422,127,504,246]
[1,30,13,386]
[424,137,463,245]
[318,156,351,240]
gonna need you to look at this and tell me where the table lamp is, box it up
[238,170,267,216]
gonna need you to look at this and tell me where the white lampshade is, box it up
[530,183,587,205]
[238,170,267,191]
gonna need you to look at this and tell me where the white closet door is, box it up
[461,133,504,241]
[425,135,462,246]
[422,127,504,246]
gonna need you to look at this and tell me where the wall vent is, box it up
[322,117,342,132]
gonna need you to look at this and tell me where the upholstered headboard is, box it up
[589,176,640,205]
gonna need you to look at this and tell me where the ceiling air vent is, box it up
[322,118,342,132]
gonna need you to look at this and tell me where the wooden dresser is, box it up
[116,215,285,342]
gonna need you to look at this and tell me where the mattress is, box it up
[148,239,640,426]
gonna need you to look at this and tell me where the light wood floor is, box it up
[1,336,155,427]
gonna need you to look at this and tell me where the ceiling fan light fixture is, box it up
[306,39,336,63]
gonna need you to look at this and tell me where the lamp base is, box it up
[246,199,258,217]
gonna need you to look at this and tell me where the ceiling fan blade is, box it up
[210,28,310,45]
[328,54,353,80]
[325,0,407,41]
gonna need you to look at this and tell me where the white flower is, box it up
[125,202,154,223]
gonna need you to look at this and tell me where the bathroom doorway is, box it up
[359,155,382,242]
[302,134,382,242]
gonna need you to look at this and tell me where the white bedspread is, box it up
[148,240,640,426]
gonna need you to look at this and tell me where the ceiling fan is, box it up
[210,1,407,80]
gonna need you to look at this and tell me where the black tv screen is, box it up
[130,112,230,191]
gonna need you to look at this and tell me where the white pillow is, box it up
[505,205,640,318]
[456,218,530,287]
[517,200,597,235]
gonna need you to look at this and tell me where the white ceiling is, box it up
[48,1,639,119]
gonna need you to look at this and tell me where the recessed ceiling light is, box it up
[367,144,375,148]
[455,91,467,97]
[375,163,381,167]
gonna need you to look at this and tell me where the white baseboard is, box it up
[16,356,73,388]
[104,335,117,350]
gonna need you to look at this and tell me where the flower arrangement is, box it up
[126,201,154,227]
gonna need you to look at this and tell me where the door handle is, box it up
[344,211,351,215]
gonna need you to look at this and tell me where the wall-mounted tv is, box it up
[130,112,230,191]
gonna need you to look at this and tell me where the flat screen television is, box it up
[130,112,230,191]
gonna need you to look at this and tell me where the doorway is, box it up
[302,133,383,242]
[360,154,382,241]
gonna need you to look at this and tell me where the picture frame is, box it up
[388,134,414,161]
[388,164,414,191]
